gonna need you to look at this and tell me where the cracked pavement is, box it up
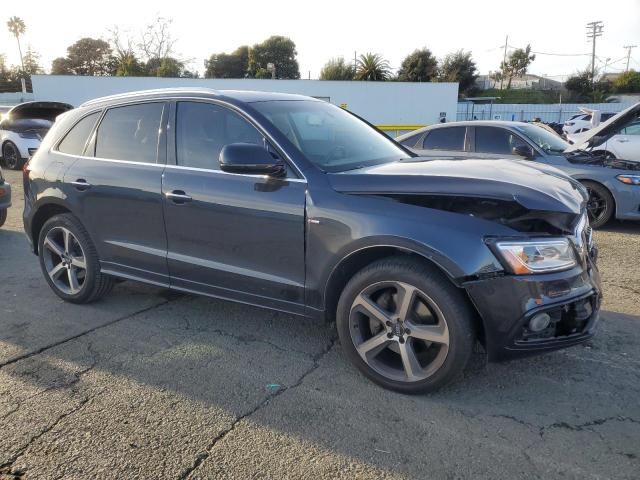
[1,169,639,479]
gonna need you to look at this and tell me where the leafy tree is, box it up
[613,70,640,93]
[116,52,146,76]
[7,16,26,71]
[51,38,115,76]
[248,36,300,79]
[355,53,390,81]
[500,44,536,89]
[319,57,354,80]
[397,48,437,82]
[145,56,184,77]
[564,69,612,102]
[439,50,478,96]
[22,47,43,75]
[205,46,249,78]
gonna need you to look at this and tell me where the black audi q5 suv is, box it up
[23,88,601,393]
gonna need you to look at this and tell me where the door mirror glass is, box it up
[512,144,535,159]
[219,143,286,176]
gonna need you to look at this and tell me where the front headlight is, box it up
[616,175,640,186]
[493,239,577,274]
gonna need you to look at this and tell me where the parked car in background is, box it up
[397,105,640,228]
[23,88,601,393]
[0,101,73,170]
[0,166,10,227]
[562,110,616,137]
[566,107,640,162]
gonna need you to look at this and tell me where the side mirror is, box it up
[219,143,286,177]
[512,145,535,159]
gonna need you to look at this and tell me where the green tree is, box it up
[564,69,612,102]
[355,53,390,81]
[613,70,640,93]
[248,36,300,79]
[22,46,43,75]
[319,57,354,80]
[205,46,249,78]
[500,44,536,89]
[144,56,184,77]
[397,48,437,82]
[7,16,26,71]
[52,38,115,76]
[116,52,146,76]
[439,50,478,96]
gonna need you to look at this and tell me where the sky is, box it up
[2,0,639,80]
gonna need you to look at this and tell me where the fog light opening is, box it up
[529,313,551,332]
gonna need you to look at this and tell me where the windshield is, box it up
[252,100,410,172]
[514,124,569,154]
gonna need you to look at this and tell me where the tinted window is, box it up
[399,133,421,147]
[475,127,527,155]
[601,113,615,121]
[176,102,264,170]
[621,120,640,135]
[57,112,100,155]
[95,103,164,163]
[422,127,465,151]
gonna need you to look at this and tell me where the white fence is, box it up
[456,102,636,123]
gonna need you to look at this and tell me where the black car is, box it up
[23,89,601,393]
[0,166,10,227]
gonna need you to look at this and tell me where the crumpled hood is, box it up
[328,158,586,215]
[566,102,640,151]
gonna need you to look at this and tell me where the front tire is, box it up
[2,141,23,170]
[582,180,614,229]
[38,213,114,303]
[0,209,6,227]
[336,256,475,394]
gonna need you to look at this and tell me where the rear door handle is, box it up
[71,179,92,191]
[165,190,192,204]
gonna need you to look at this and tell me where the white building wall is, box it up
[31,75,458,127]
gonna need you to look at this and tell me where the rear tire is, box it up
[0,209,6,227]
[581,180,614,229]
[336,256,475,394]
[2,141,23,170]
[38,213,114,303]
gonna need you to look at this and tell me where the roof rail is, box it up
[80,87,220,107]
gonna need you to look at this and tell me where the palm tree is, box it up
[7,16,26,71]
[355,53,390,81]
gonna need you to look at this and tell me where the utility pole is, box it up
[624,45,637,71]
[500,35,508,90]
[586,21,604,84]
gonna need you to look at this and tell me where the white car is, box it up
[562,110,616,137]
[569,102,640,162]
[0,101,73,170]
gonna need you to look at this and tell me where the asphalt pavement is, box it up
[1,168,639,479]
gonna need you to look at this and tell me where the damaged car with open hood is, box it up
[23,89,601,393]
[1,101,73,170]
[398,102,640,229]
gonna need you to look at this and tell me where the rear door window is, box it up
[95,103,164,163]
[57,112,100,155]
[475,127,528,155]
[422,127,466,151]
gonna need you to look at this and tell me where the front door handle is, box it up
[71,179,92,191]
[165,190,192,204]
[616,138,629,143]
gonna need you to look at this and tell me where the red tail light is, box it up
[23,158,31,181]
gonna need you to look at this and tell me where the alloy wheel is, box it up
[42,226,87,295]
[585,187,607,225]
[349,281,450,382]
[3,143,20,170]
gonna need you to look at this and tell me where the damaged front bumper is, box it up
[464,255,602,361]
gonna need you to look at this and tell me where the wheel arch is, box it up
[30,201,73,254]
[577,178,618,218]
[322,242,465,324]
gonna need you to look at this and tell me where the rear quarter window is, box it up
[422,127,466,151]
[57,112,100,156]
